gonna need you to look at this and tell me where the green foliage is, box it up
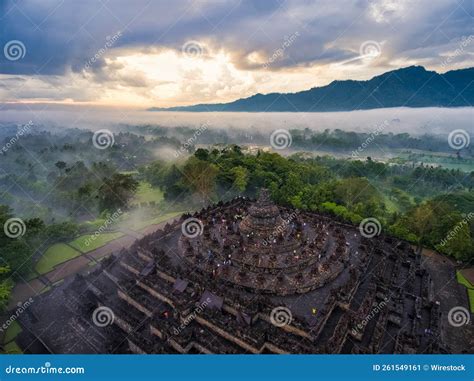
[44,222,79,242]
[389,188,413,212]
[334,177,383,212]
[98,174,139,212]
[456,271,474,313]
[131,181,164,205]
[181,157,219,202]
[139,148,472,263]
[0,206,34,279]
[320,202,363,224]
[0,207,81,311]
[436,223,473,261]
[231,166,249,191]
[0,266,14,312]
[140,161,167,187]
[388,220,418,243]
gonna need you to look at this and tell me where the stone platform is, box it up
[15,192,465,354]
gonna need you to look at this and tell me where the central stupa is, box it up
[178,188,349,295]
[239,188,288,239]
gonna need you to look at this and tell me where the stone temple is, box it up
[15,189,469,354]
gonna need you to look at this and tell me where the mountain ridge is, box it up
[149,66,474,112]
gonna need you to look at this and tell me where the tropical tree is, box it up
[98,174,139,211]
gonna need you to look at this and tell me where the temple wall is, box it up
[117,290,152,317]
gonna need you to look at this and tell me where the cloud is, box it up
[0,0,472,106]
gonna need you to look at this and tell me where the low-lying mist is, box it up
[0,105,472,138]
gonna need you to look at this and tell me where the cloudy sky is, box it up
[0,0,472,108]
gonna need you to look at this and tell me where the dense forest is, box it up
[141,147,473,262]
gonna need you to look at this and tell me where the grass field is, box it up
[35,244,81,274]
[136,211,184,231]
[69,232,124,252]
[81,217,107,230]
[25,271,38,281]
[456,271,474,313]
[4,341,22,354]
[132,181,164,205]
[4,321,22,343]
[2,321,23,354]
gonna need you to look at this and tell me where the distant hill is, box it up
[149,66,474,112]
